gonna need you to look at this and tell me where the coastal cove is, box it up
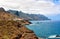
[26,20,60,38]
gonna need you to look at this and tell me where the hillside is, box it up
[0,8,38,39]
[0,8,20,20]
[7,10,50,20]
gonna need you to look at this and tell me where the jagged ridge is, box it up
[7,10,50,20]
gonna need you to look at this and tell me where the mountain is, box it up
[26,14,50,20]
[7,10,32,20]
[0,8,38,39]
[0,8,20,20]
[0,7,5,12]
[7,10,50,20]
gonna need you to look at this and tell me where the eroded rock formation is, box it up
[0,8,38,39]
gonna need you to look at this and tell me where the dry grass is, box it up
[0,20,38,39]
[0,9,38,39]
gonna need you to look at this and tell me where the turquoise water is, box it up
[26,20,60,38]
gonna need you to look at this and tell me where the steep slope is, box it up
[26,14,50,20]
[0,8,20,20]
[7,10,50,20]
[0,7,5,12]
[0,20,38,39]
[0,8,38,39]
[8,10,32,20]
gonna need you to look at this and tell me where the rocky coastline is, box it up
[0,8,38,39]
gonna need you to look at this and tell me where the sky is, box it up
[0,0,60,15]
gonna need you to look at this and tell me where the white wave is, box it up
[48,35,60,38]
[48,35,56,38]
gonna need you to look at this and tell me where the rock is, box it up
[20,33,38,39]
[0,7,5,12]
[0,20,38,39]
[0,8,38,39]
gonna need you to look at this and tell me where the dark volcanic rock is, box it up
[0,7,5,12]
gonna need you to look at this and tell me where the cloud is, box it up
[0,0,60,15]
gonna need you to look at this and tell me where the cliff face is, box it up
[0,8,38,39]
[0,20,38,39]
[7,10,50,20]
[0,8,18,20]
[0,8,5,12]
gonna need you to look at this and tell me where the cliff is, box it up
[0,8,38,39]
[7,10,50,20]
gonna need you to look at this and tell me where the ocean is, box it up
[26,20,60,38]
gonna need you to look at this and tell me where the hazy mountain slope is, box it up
[8,10,50,20]
[8,10,32,20]
[26,14,50,20]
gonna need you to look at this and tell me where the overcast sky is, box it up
[0,0,60,15]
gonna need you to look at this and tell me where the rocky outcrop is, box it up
[0,20,38,39]
[0,8,38,39]
[0,7,5,12]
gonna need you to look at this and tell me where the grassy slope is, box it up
[0,8,38,39]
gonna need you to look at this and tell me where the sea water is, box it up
[26,20,60,38]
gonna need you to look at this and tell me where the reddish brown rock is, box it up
[0,8,38,39]
[0,20,38,39]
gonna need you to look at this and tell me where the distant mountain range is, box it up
[7,10,50,20]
